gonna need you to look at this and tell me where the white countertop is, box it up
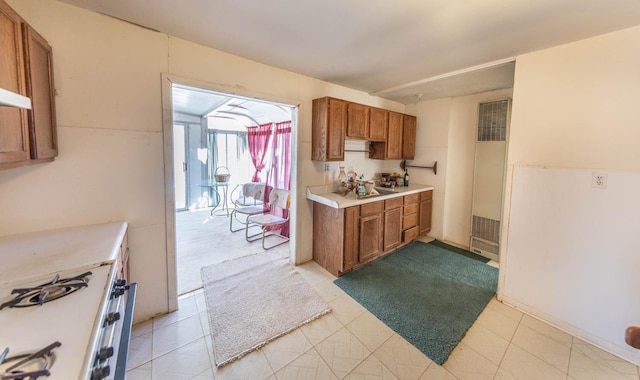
[307,183,434,209]
[0,221,128,285]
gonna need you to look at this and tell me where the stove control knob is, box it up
[91,364,110,380]
[97,346,114,361]
[111,287,125,298]
[105,312,121,325]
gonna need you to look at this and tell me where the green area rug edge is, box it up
[333,241,497,365]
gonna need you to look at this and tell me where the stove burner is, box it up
[0,341,60,380]
[0,272,92,310]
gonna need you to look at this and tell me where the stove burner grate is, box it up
[0,341,60,380]
[0,272,92,310]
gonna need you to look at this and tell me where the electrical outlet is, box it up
[324,163,331,172]
[592,172,607,189]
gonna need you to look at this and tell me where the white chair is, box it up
[246,188,290,250]
[231,182,265,208]
[229,184,267,234]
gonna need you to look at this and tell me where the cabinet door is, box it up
[403,115,416,160]
[346,102,369,139]
[359,213,383,263]
[0,1,29,164]
[343,206,359,271]
[312,97,346,161]
[386,112,403,159]
[383,207,402,251]
[419,193,433,235]
[368,107,387,142]
[23,24,57,159]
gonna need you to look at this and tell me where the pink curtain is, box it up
[247,123,273,182]
[266,121,292,236]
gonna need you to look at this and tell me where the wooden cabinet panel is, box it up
[312,202,346,276]
[343,206,359,272]
[346,102,369,139]
[383,207,402,251]
[404,193,420,205]
[368,107,387,142]
[0,1,29,164]
[420,190,433,201]
[359,212,383,263]
[403,226,419,242]
[419,191,433,235]
[404,203,418,215]
[312,97,346,161]
[386,112,403,159]
[403,212,419,230]
[360,200,384,216]
[384,197,403,210]
[23,24,57,160]
[403,115,416,160]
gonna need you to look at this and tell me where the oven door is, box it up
[91,281,137,380]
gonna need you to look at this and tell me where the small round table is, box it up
[199,180,231,216]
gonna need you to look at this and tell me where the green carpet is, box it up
[334,240,498,365]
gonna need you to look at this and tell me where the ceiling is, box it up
[172,85,292,125]
[59,0,640,104]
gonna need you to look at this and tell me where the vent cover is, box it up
[470,237,499,256]
[472,215,500,244]
[477,100,508,142]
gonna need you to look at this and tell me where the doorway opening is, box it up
[167,82,297,296]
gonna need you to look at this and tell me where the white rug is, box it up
[201,251,331,367]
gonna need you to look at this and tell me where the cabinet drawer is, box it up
[420,190,433,201]
[403,212,419,230]
[404,203,418,215]
[360,201,383,216]
[384,197,403,210]
[403,226,419,242]
[404,193,419,205]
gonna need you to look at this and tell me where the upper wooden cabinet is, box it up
[312,96,417,162]
[312,97,346,161]
[0,0,57,170]
[0,0,30,165]
[23,24,57,160]
[403,115,416,160]
[346,102,369,139]
[386,112,403,160]
[368,107,387,142]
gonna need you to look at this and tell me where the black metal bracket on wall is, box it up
[400,160,438,175]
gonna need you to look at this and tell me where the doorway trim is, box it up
[161,73,301,312]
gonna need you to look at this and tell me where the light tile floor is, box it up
[127,259,640,380]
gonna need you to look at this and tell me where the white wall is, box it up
[502,25,640,365]
[0,0,405,322]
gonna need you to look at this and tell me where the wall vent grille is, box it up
[478,100,508,142]
[472,215,500,244]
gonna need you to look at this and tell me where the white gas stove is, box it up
[0,222,134,380]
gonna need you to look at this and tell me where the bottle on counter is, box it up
[403,169,409,186]
[338,166,347,185]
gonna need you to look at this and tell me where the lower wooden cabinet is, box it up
[419,191,433,235]
[383,198,403,251]
[312,189,433,276]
